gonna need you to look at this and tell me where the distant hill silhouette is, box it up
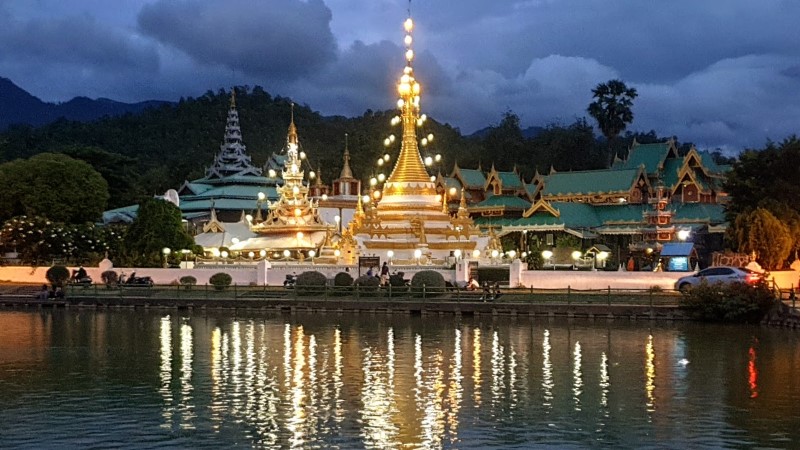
[468,125,544,139]
[0,77,169,130]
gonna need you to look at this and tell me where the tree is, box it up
[587,79,638,166]
[733,208,793,270]
[124,198,193,267]
[482,111,526,171]
[0,153,109,224]
[725,137,800,218]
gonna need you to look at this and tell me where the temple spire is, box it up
[340,133,354,179]
[385,9,433,186]
[204,89,262,179]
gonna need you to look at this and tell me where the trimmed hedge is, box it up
[101,270,118,287]
[46,266,70,287]
[296,271,327,296]
[180,275,197,289]
[332,271,354,295]
[209,272,232,290]
[411,270,446,297]
[354,275,380,293]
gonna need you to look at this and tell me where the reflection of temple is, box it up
[351,13,485,263]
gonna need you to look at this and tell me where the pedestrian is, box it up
[35,284,49,300]
[492,282,501,300]
[481,282,491,302]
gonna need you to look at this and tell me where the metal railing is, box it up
[64,282,683,308]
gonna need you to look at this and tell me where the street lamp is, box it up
[162,247,171,268]
[491,249,499,264]
[414,248,422,265]
[308,250,315,263]
[678,229,690,241]
[542,250,553,270]
[387,250,394,264]
[334,215,341,233]
[472,249,481,259]
[597,251,609,269]
[283,249,291,260]
[454,249,462,262]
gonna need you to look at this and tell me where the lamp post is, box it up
[414,248,422,265]
[491,249,499,265]
[334,215,341,233]
[387,250,394,265]
[308,250,316,263]
[454,249,462,263]
[542,249,553,270]
[162,247,171,268]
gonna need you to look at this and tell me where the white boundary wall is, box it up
[509,259,800,291]
[2,260,796,290]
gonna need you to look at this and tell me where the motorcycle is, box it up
[119,271,154,287]
[69,271,92,286]
[283,273,297,289]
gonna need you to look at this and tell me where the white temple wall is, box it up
[3,264,796,291]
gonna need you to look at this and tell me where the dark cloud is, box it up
[0,3,158,71]
[137,0,337,81]
[0,0,798,152]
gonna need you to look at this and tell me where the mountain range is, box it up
[0,77,170,130]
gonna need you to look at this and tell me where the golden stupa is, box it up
[231,109,334,259]
[353,13,484,263]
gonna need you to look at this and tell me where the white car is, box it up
[675,266,762,292]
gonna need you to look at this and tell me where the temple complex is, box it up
[349,13,485,263]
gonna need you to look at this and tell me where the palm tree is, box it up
[587,79,638,166]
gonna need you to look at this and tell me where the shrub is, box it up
[354,275,380,293]
[332,271,354,295]
[180,275,197,289]
[679,280,776,323]
[295,271,327,296]
[334,271,353,286]
[209,272,233,290]
[101,270,118,287]
[410,270,446,297]
[46,265,70,287]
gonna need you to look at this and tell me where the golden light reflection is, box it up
[645,335,656,413]
[509,344,518,409]
[748,341,759,399]
[415,333,423,407]
[333,328,343,424]
[288,326,307,448]
[573,341,582,411]
[210,327,221,431]
[473,328,482,406]
[159,316,173,427]
[491,331,504,407]
[542,330,554,408]
[446,328,463,442]
[359,345,399,448]
[420,350,446,449]
[388,327,395,386]
[231,320,243,416]
[600,352,610,409]
[179,323,195,429]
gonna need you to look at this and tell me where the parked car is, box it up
[675,266,762,292]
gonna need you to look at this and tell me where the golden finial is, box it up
[385,4,433,187]
[287,102,298,145]
[230,88,236,108]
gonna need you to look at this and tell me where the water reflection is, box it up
[645,334,656,413]
[748,339,759,399]
[5,311,799,449]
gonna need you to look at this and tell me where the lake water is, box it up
[1,309,799,449]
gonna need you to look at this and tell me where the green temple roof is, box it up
[542,168,641,196]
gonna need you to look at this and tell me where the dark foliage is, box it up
[410,270,446,297]
[46,265,70,288]
[209,272,232,290]
[296,271,327,296]
[679,280,776,323]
